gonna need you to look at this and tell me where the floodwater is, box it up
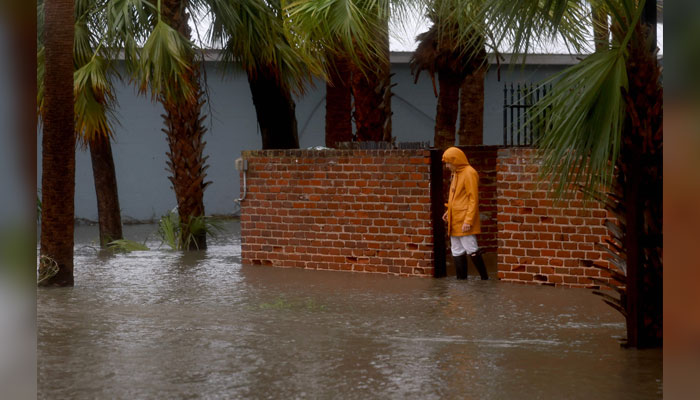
[38,220,662,399]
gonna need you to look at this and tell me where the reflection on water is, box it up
[38,221,662,399]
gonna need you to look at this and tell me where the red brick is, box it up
[512,248,525,256]
[541,249,556,257]
[592,227,607,235]
[541,266,555,274]
[503,272,519,280]
[561,226,576,233]
[549,275,564,283]
[577,276,592,285]
[547,225,562,233]
[505,256,518,264]
[564,259,578,267]
[519,273,534,281]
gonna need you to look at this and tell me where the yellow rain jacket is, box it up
[442,147,481,236]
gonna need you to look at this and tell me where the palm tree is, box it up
[39,0,75,286]
[76,0,124,248]
[285,0,412,144]
[410,10,486,149]
[155,0,210,249]
[457,64,486,145]
[477,0,662,348]
[325,52,353,147]
[205,0,320,149]
[87,138,123,247]
[410,1,488,149]
[108,0,210,250]
[351,11,393,142]
[38,0,124,249]
[411,0,587,149]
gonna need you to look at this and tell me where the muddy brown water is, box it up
[37,220,661,399]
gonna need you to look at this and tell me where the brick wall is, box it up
[240,149,435,277]
[496,148,615,288]
[239,147,619,286]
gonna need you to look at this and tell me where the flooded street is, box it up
[38,220,662,399]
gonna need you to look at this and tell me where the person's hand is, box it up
[442,211,448,222]
[462,223,471,232]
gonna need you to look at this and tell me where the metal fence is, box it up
[503,83,552,147]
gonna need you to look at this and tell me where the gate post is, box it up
[430,149,446,278]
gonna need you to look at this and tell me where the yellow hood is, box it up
[442,147,470,169]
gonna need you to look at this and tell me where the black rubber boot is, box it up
[470,250,489,280]
[453,253,468,280]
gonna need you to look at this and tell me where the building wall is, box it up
[495,148,615,288]
[239,149,435,277]
[34,61,572,222]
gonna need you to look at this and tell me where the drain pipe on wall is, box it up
[235,157,248,204]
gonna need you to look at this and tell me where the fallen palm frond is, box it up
[107,239,150,253]
[37,255,59,285]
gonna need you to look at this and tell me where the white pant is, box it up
[450,235,479,256]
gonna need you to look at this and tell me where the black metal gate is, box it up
[503,83,552,147]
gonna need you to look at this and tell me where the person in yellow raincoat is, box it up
[442,147,488,280]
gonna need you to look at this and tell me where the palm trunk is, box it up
[161,84,209,250]
[325,54,352,148]
[247,66,300,149]
[351,64,391,142]
[161,0,208,250]
[39,0,75,286]
[619,21,663,348]
[434,70,462,149]
[351,18,391,142]
[89,136,123,247]
[457,65,486,146]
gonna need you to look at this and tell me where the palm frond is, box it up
[74,54,117,145]
[533,47,627,198]
[204,0,321,94]
[37,46,46,118]
[74,0,113,64]
[38,0,121,144]
[105,0,158,72]
[37,0,45,46]
[477,0,592,62]
[285,0,393,75]
[138,19,196,103]
[157,211,224,250]
[530,0,648,199]
[107,239,150,253]
[158,211,180,250]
